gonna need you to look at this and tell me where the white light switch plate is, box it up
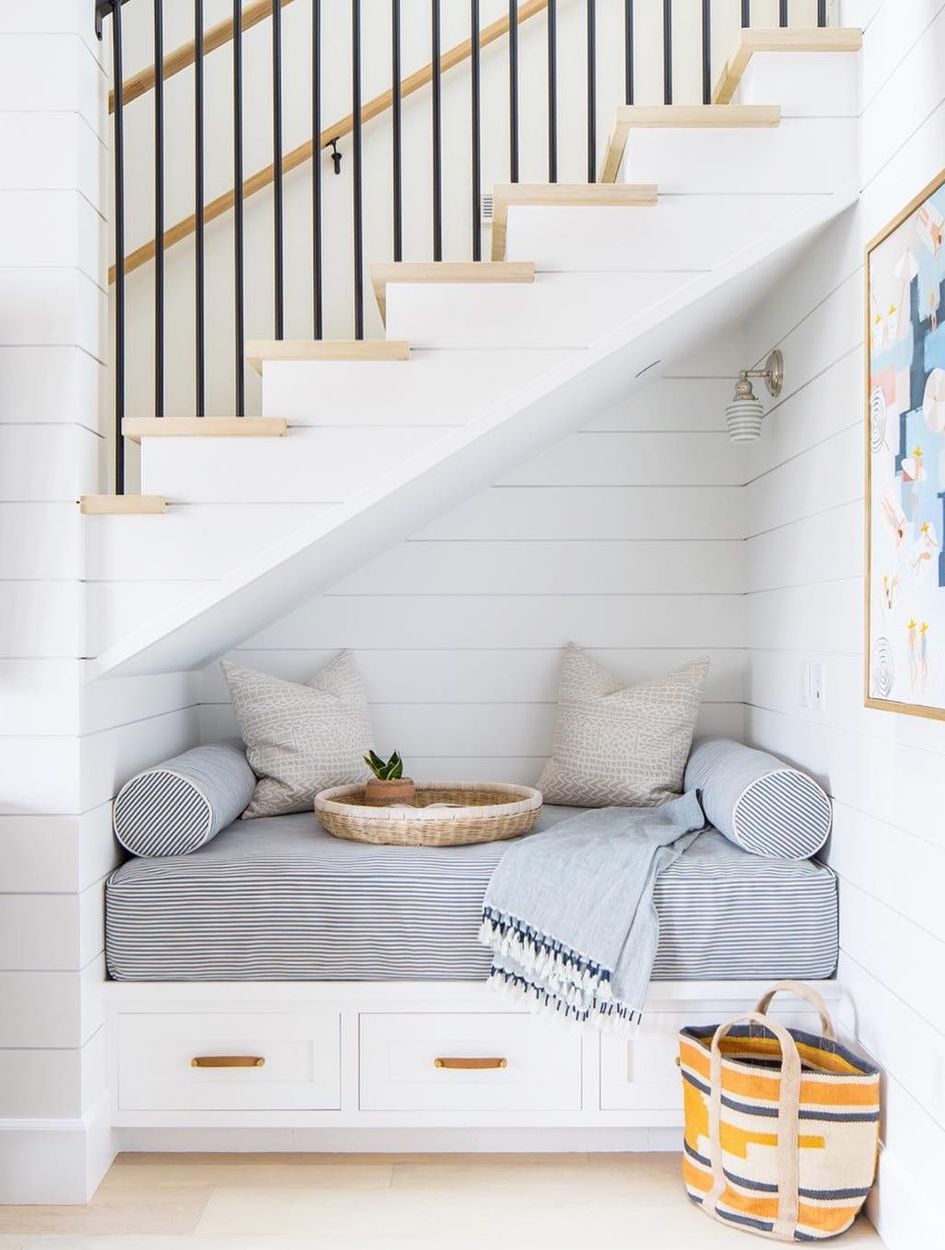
[810,662,825,710]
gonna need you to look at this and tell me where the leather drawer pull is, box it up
[434,1057,508,1070]
[190,1055,266,1068]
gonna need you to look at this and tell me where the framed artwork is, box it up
[866,167,945,719]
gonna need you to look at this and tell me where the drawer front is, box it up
[600,1006,826,1111]
[360,1012,582,1112]
[117,1011,341,1111]
[600,1012,717,1112]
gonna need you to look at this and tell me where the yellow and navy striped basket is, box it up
[678,981,880,1242]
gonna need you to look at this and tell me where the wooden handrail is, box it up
[108,0,296,114]
[109,0,550,283]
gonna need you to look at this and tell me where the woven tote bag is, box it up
[678,981,880,1241]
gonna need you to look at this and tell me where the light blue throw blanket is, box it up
[479,792,706,1033]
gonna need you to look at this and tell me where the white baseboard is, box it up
[866,1146,938,1250]
[114,1126,681,1154]
[0,1097,114,1204]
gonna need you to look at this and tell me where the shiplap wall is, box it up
[741,3,945,1246]
[198,334,749,777]
[0,3,108,1202]
[0,3,202,1204]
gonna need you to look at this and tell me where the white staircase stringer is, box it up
[89,183,859,679]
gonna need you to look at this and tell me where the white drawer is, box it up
[600,1012,718,1111]
[600,1005,827,1111]
[117,1011,341,1112]
[359,1012,582,1112]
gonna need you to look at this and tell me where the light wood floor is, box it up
[0,1152,885,1248]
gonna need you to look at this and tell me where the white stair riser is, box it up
[622,119,859,192]
[735,51,861,117]
[140,428,450,504]
[84,503,334,582]
[259,349,571,424]
[504,194,830,272]
[384,273,697,349]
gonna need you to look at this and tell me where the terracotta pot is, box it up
[363,777,417,807]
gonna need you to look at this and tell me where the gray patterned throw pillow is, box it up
[537,645,710,807]
[221,652,372,819]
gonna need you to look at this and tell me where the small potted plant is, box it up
[363,749,416,807]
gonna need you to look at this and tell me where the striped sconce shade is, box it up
[725,389,765,442]
[725,350,783,443]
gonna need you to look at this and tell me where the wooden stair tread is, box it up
[122,417,287,442]
[491,183,658,260]
[246,339,411,373]
[600,104,781,183]
[370,261,535,320]
[80,495,167,515]
[714,26,863,105]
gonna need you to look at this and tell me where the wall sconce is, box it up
[725,349,784,443]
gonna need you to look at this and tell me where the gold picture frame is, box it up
[865,166,945,720]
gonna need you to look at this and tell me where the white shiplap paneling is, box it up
[745,6,945,1243]
[214,365,747,784]
[0,10,200,1203]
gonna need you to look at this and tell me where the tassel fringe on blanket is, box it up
[479,910,643,1035]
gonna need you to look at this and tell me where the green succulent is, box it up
[364,749,405,781]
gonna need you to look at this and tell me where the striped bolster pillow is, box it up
[113,740,256,857]
[684,737,831,859]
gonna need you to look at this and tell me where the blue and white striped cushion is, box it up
[684,737,831,859]
[113,740,256,858]
[104,808,838,982]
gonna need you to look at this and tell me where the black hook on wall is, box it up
[328,139,343,175]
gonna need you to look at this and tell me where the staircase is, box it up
[86,21,861,677]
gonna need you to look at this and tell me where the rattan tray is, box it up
[314,781,543,847]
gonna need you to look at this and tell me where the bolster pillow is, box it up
[684,737,831,859]
[113,740,256,857]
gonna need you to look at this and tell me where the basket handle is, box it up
[754,980,837,1041]
[705,1011,802,1242]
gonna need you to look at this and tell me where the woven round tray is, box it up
[314,781,543,847]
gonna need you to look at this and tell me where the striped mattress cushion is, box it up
[105,807,838,982]
[684,737,832,859]
[112,740,256,858]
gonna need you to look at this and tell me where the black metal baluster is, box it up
[779,0,788,25]
[817,0,827,25]
[233,0,245,415]
[741,1,750,26]
[154,0,164,417]
[352,0,364,335]
[272,0,284,339]
[547,0,557,180]
[662,0,672,105]
[509,1,519,182]
[392,0,403,262]
[624,0,633,105]
[471,0,481,259]
[701,0,710,104]
[431,0,442,260]
[195,0,205,416]
[111,1,126,489]
[312,0,322,338]
[586,0,596,183]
